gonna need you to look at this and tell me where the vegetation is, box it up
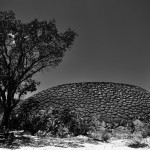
[0,10,77,130]
[127,119,150,148]
[0,106,150,148]
[10,107,89,137]
[10,105,150,138]
[0,9,150,149]
[128,140,149,148]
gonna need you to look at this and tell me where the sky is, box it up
[1,0,150,97]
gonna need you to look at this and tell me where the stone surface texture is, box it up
[19,82,150,123]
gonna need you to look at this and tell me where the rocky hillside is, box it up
[16,82,150,123]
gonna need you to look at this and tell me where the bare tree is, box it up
[0,11,77,130]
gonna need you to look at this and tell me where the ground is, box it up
[0,133,150,150]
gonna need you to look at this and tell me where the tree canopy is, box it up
[0,10,77,129]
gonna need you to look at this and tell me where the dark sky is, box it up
[1,0,150,97]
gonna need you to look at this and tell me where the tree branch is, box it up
[18,52,52,81]
[0,47,8,70]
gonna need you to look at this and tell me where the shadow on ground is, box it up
[0,134,101,149]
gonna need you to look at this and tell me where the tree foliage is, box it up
[0,10,77,129]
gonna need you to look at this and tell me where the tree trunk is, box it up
[1,109,11,132]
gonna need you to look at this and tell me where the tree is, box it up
[0,10,77,130]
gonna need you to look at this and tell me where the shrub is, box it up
[10,107,90,137]
[132,119,150,138]
[87,115,112,142]
[10,107,54,134]
[46,107,89,137]
[127,119,150,148]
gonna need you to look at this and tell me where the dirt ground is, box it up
[0,134,150,150]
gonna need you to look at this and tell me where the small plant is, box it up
[142,122,150,137]
[132,119,150,139]
[87,115,112,142]
[128,140,149,148]
[101,130,112,142]
[128,122,150,149]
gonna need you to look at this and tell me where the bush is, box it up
[10,107,56,134]
[10,107,90,137]
[127,119,150,149]
[132,119,150,138]
[87,115,112,142]
[46,107,89,137]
